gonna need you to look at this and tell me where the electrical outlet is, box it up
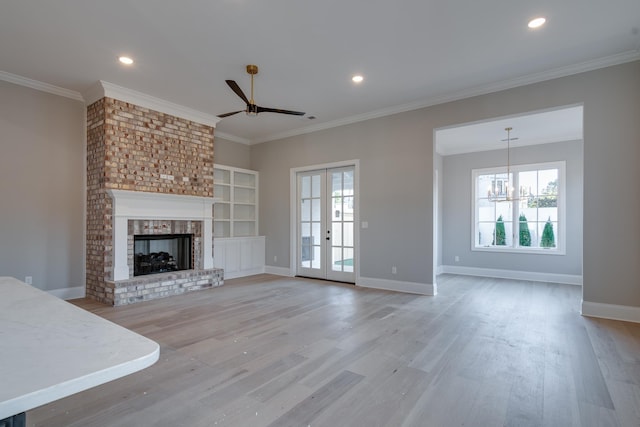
[25,276,33,285]
[274,255,277,263]
[455,256,460,262]
[391,266,397,275]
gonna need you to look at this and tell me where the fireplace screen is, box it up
[134,234,193,276]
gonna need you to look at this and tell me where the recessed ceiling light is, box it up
[528,17,546,29]
[118,56,134,65]
[352,75,364,83]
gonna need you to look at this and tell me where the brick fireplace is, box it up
[85,83,223,305]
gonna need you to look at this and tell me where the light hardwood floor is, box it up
[28,274,640,427]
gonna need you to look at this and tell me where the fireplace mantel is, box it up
[107,190,216,281]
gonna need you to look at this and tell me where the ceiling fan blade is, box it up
[225,80,250,105]
[217,110,245,118]
[257,106,305,116]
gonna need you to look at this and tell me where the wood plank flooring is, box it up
[27,274,640,426]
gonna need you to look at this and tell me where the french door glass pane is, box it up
[301,222,310,238]
[332,247,343,271]
[332,222,343,246]
[343,222,354,247]
[332,172,342,193]
[312,199,321,221]
[301,176,311,198]
[343,248,354,272]
[311,246,321,268]
[312,222,322,245]
[312,175,321,197]
[301,199,311,221]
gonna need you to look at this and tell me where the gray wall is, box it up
[214,136,251,169]
[442,140,583,275]
[251,60,640,308]
[251,109,434,285]
[0,81,85,291]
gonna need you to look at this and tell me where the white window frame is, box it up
[471,161,566,255]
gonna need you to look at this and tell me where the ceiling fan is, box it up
[218,65,305,118]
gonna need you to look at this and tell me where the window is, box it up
[473,161,565,253]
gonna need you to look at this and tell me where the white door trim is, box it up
[290,160,360,283]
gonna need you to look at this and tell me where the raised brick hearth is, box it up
[86,91,223,305]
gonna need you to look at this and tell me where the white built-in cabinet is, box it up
[214,236,265,279]
[213,164,265,278]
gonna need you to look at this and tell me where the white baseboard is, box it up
[264,266,294,277]
[435,265,444,275]
[581,301,640,324]
[223,267,265,280]
[358,276,436,296]
[47,286,85,300]
[441,265,582,286]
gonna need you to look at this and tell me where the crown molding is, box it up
[213,131,251,145]
[0,71,84,101]
[252,50,640,144]
[82,81,221,128]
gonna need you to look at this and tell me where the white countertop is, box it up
[0,277,160,419]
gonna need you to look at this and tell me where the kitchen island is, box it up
[0,276,159,424]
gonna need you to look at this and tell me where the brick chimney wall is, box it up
[86,97,214,304]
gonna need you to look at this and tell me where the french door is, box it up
[296,166,355,283]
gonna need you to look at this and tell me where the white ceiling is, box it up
[435,105,584,156]
[1,1,638,145]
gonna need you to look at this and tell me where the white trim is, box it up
[246,51,640,144]
[435,265,444,275]
[581,301,640,324]
[107,190,216,281]
[265,266,295,276]
[0,71,84,101]
[471,161,566,255]
[358,277,436,296]
[82,81,221,128]
[289,160,361,284]
[47,286,85,300]
[223,267,265,280]
[441,265,582,285]
[215,131,252,145]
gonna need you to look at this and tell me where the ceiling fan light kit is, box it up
[218,64,305,119]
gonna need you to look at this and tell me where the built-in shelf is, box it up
[213,164,258,238]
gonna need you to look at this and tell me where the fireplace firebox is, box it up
[134,234,193,276]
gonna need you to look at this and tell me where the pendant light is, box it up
[489,127,519,202]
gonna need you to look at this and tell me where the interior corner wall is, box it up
[0,80,85,292]
[250,110,435,287]
[214,137,252,170]
[441,140,583,276]
[250,59,640,310]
